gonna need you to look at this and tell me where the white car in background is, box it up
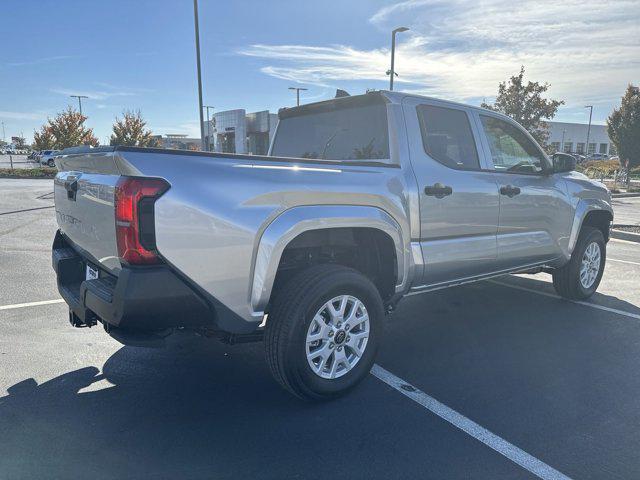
[40,150,60,167]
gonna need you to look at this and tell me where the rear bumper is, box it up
[52,230,216,335]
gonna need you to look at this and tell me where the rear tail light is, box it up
[114,176,170,265]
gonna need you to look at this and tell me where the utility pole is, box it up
[584,105,593,157]
[193,0,206,151]
[1,122,5,142]
[288,87,308,106]
[70,95,88,115]
[561,129,566,152]
[204,105,214,151]
[388,27,409,91]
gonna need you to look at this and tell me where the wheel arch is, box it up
[568,199,613,256]
[250,205,409,316]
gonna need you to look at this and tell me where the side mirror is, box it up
[552,153,577,173]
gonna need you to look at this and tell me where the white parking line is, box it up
[488,280,640,320]
[371,365,572,480]
[608,257,640,267]
[610,238,640,246]
[0,299,65,311]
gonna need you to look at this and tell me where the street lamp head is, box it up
[393,26,409,33]
[584,105,593,108]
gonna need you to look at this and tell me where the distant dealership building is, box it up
[152,134,202,151]
[547,121,615,156]
[204,109,278,155]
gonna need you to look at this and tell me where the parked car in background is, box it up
[570,153,586,163]
[587,153,609,161]
[51,91,613,400]
[40,150,60,167]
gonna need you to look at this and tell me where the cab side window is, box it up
[417,105,480,170]
[480,115,549,174]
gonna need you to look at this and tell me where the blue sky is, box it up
[1,0,638,144]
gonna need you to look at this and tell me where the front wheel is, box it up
[552,226,606,300]
[265,264,384,401]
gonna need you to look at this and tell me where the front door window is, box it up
[480,115,549,174]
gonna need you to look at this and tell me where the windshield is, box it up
[271,96,390,161]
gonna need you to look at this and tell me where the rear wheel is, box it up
[265,264,383,401]
[552,226,606,300]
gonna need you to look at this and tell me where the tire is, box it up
[47,160,55,167]
[552,226,606,300]
[265,264,384,401]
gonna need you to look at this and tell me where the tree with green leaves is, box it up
[110,110,157,147]
[35,107,99,150]
[481,66,564,146]
[607,85,640,185]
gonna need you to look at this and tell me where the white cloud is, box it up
[0,111,48,121]
[51,87,136,101]
[6,55,81,67]
[239,0,639,107]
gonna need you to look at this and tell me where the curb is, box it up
[611,229,640,243]
[612,193,640,198]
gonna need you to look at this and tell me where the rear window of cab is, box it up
[271,95,390,161]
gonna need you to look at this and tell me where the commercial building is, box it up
[204,109,278,155]
[547,121,615,156]
[152,134,202,151]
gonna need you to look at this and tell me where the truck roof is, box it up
[279,89,504,121]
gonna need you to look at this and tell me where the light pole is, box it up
[193,0,206,151]
[584,105,593,157]
[561,129,566,152]
[388,27,409,91]
[288,87,308,106]
[204,105,214,151]
[1,122,5,142]
[70,95,88,115]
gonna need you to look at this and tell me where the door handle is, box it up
[499,185,521,197]
[424,183,453,198]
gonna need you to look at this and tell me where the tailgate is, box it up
[54,169,122,275]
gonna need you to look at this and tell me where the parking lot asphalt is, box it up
[612,196,640,226]
[1,178,639,479]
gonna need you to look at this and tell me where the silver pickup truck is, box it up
[52,91,613,400]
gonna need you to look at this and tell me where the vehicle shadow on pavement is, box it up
[0,336,317,479]
[1,333,473,480]
[495,274,640,316]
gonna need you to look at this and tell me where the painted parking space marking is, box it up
[488,280,640,320]
[608,257,640,267]
[371,365,572,480]
[0,298,64,311]
[610,238,640,246]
